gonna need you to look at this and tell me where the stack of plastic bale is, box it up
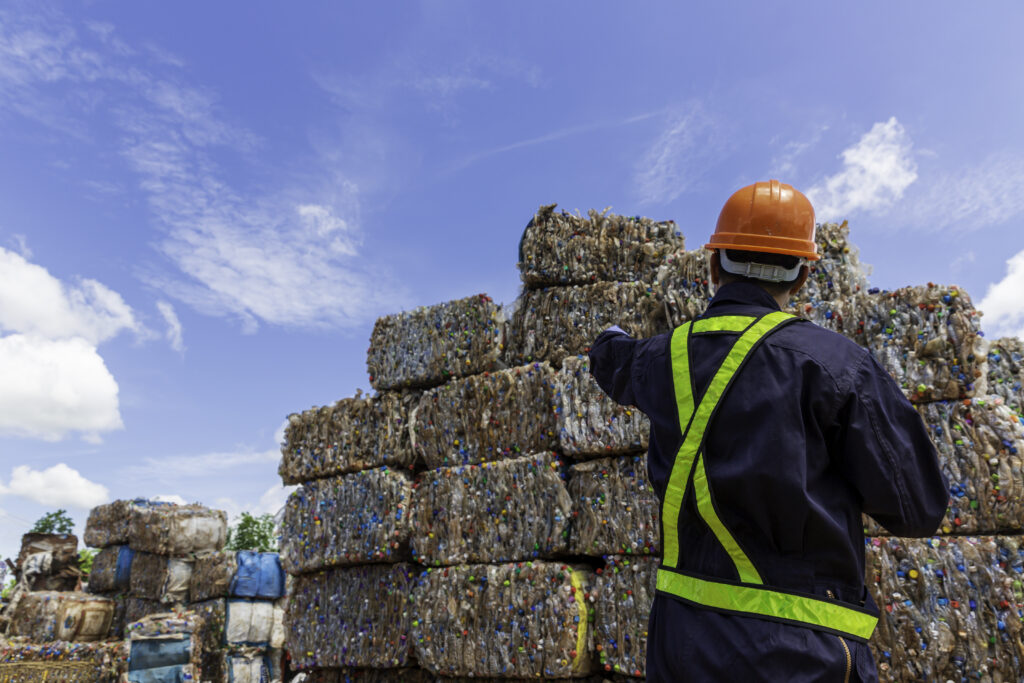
[188,550,287,681]
[0,638,128,682]
[402,298,597,678]
[988,337,1024,413]
[507,205,682,367]
[84,500,228,639]
[124,611,205,682]
[282,316,443,679]
[6,591,116,643]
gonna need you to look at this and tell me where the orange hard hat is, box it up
[705,180,819,261]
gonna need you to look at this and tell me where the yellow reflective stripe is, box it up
[569,570,589,674]
[663,311,794,570]
[656,569,878,642]
[692,315,756,334]
[663,322,695,568]
[693,453,762,584]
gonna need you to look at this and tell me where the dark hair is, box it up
[719,249,802,295]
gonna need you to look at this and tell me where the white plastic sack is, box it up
[226,599,275,646]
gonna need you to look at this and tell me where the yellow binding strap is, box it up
[656,569,879,642]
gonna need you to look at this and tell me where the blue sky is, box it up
[2,1,1024,560]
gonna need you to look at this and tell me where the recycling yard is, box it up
[1,207,1021,682]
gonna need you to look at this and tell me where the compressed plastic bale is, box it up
[130,553,194,604]
[17,532,78,573]
[231,551,284,599]
[0,638,129,683]
[506,281,664,366]
[517,204,684,288]
[858,285,986,402]
[286,564,414,670]
[125,597,167,626]
[126,611,205,675]
[410,452,573,566]
[128,503,227,555]
[592,556,658,679]
[7,591,115,642]
[190,599,226,681]
[866,536,1024,683]
[987,337,1024,413]
[650,249,713,329]
[190,551,237,602]
[16,532,82,591]
[367,294,504,391]
[413,362,558,468]
[556,355,649,457]
[280,467,412,574]
[222,647,271,683]
[88,545,134,594]
[279,390,420,485]
[410,561,593,679]
[225,599,277,647]
[84,499,152,549]
[568,455,660,557]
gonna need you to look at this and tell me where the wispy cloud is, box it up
[634,103,725,205]
[128,449,280,481]
[0,8,403,332]
[769,124,829,179]
[979,249,1024,339]
[156,300,184,353]
[903,153,1024,232]
[453,111,660,172]
[806,117,918,220]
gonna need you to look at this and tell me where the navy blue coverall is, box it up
[589,281,949,682]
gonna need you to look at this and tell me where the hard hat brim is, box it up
[705,232,820,261]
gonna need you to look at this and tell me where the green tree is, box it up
[30,509,75,534]
[225,512,277,552]
[78,548,97,578]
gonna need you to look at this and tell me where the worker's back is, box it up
[589,280,948,682]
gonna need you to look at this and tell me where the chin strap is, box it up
[719,249,802,283]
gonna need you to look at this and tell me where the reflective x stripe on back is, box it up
[658,310,880,642]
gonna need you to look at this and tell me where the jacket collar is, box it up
[704,281,782,314]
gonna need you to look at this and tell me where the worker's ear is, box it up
[789,265,809,295]
[709,250,721,286]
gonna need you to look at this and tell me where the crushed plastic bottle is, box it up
[987,337,1024,414]
[592,556,658,678]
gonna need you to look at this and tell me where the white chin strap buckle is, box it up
[719,250,802,283]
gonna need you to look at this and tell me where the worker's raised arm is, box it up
[834,351,950,537]
[588,326,638,407]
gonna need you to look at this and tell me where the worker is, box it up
[588,180,948,682]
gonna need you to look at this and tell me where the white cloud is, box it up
[156,300,184,353]
[258,484,297,517]
[0,247,138,441]
[769,124,829,179]
[1,463,110,509]
[0,247,141,344]
[635,104,723,205]
[905,153,1024,232]
[129,449,279,480]
[806,117,918,220]
[0,335,122,441]
[152,494,187,505]
[978,249,1024,339]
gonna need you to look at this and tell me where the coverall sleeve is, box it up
[834,351,949,537]
[588,326,640,407]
